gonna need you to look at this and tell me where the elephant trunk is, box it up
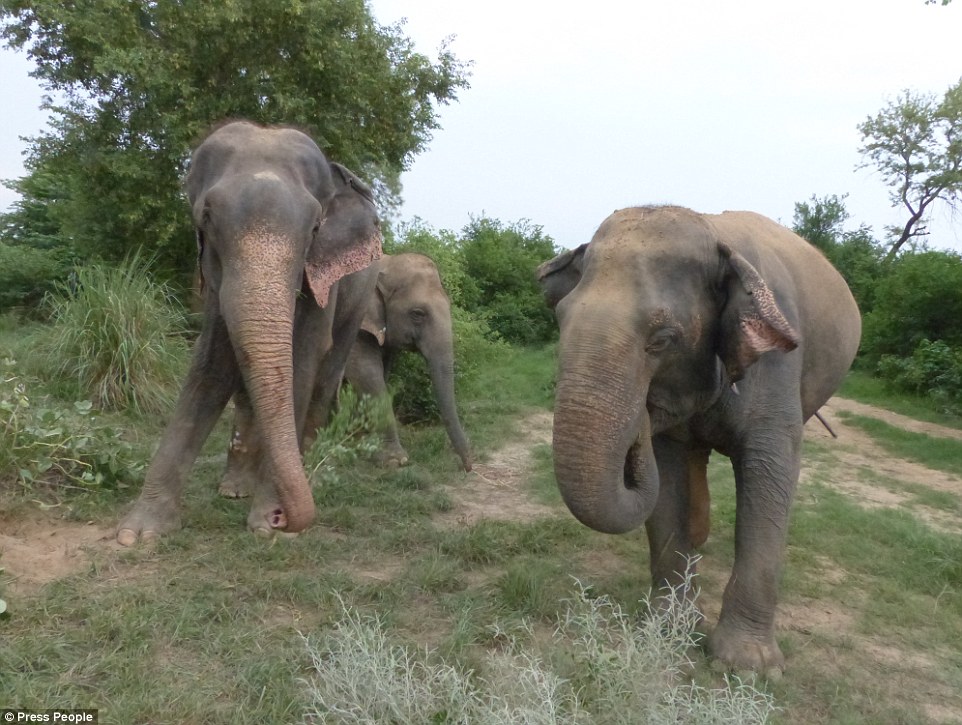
[424,333,472,471]
[219,254,315,532]
[553,316,659,534]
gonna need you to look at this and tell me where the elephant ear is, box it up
[717,241,799,382]
[359,274,388,346]
[536,242,588,309]
[305,162,383,308]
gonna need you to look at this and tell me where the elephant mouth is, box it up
[623,438,645,491]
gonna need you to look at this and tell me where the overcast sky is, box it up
[2,0,961,250]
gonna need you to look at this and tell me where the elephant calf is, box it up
[218,252,471,497]
[538,205,861,674]
[345,253,472,471]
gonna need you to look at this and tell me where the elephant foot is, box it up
[116,496,181,546]
[376,444,409,468]
[218,472,254,498]
[707,617,785,678]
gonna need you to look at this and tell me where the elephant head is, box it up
[188,121,381,532]
[541,207,798,534]
[360,253,472,470]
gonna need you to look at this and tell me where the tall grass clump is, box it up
[35,255,189,415]
[301,571,775,724]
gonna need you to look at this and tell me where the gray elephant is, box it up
[219,252,472,494]
[537,205,861,673]
[346,252,472,471]
[117,121,381,545]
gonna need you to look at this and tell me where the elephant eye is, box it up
[646,328,679,353]
[409,308,427,323]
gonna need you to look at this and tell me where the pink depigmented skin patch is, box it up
[307,230,383,308]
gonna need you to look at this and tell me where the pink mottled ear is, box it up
[717,242,799,382]
[305,228,382,308]
[305,163,382,308]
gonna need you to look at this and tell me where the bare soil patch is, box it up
[0,508,120,595]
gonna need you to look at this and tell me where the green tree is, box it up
[857,78,962,260]
[792,193,884,313]
[861,249,962,361]
[0,0,469,282]
[457,216,559,345]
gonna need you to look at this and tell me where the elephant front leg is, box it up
[217,388,259,499]
[708,425,802,675]
[117,319,240,545]
[645,436,702,617]
[345,341,408,467]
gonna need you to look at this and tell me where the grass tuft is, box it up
[32,254,189,415]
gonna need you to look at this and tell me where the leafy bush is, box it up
[0,242,68,312]
[0,361,145,490]
[32,255,189,414]
[458,216,560,345]
[301,573,775,724]
[862,250,962,362]
[304,386,387,485]
[877,339,962,414]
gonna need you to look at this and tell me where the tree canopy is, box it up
[857,77,962,260]
[0,0,470,279]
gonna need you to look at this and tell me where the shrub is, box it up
[0,361,145,491]
[877,339,962,414]
[301,573,776,724]
[304,386,387,485]
[32,255,189,415]
[861,250,962,362]
[0,242,68,312]
[458,216,560,346]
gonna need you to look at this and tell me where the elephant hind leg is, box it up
[688,449,711,548]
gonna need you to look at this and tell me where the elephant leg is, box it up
[345,338,407,467]
[303,273,373,450]
[688,448,711,548]
[246,298,328,535]
[118,316,241,545]
[707,422,802,675]
[645,435,700,613]
[218,388,258,499]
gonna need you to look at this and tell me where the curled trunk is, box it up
[552,319,659,534]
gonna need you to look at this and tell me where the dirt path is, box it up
[804,397,962,534]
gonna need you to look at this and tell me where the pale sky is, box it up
[2,0,961,250]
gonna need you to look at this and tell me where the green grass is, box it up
[840,370,962,430]
[838,410,962,477]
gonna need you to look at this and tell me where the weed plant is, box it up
[32,255,189,415]
[301,575,775,724]
[0,359,144,490]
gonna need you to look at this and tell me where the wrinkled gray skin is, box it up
[537,206,861,674]
[116,121,381,545]
[347,253,472,471]
[219,253,472,492]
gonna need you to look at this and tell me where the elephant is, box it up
[537,205,861,673]
[116,120,381,545]
[345,252,472,471]
[218,252,472,494]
